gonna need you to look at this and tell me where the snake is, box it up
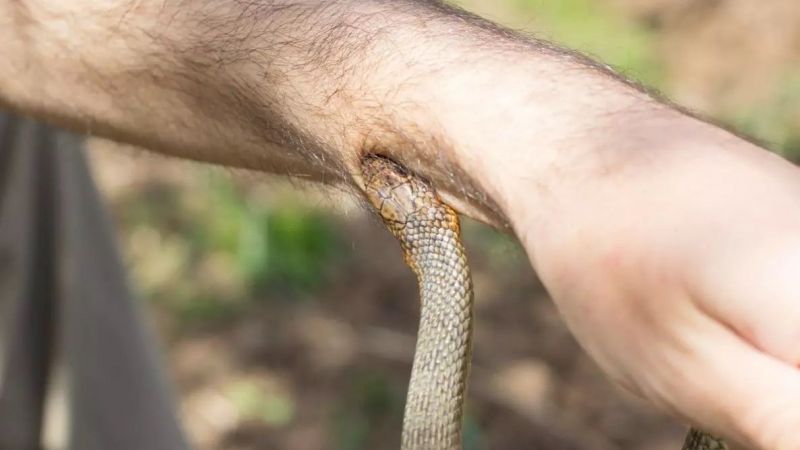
[360,154,727,450]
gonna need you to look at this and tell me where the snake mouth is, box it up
[361,154,427,225]
[361,154,410,183]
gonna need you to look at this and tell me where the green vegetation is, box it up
[730,71,800,159]
[513,0,664,86]
[462,219,527,271]
[462,413,486,450]
[199,175,342,296]
[122,170,343,328]
[334,370,403,450]
[229,381,296,427]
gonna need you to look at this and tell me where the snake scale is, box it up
[361,154,726,450]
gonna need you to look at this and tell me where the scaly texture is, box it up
[361,154,722,450]
[683,429,728,450]
[362,155,473,450]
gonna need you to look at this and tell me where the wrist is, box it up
[410,48,659,233]
[500,109,765,275]
[430,53,729,261]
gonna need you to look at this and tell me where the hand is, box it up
[500,125,800,449]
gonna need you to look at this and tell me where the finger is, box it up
[695,238,800,365]
[669,319,800,450]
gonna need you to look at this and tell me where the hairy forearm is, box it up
[2,1,427,174]
[0,0,741,229]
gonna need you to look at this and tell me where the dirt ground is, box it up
[87,1,800,449]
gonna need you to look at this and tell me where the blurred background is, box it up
[85,1,800,449]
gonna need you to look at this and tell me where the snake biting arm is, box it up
[4,2,800,449]
[1,0,661,226]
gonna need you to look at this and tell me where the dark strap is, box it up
[0,113,190,450]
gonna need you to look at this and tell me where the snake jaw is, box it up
[361,154,435,237]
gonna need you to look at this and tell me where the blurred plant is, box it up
[463,219,527,272]
[513,0,664,86]
[730,71,800,160]
[199,174,343,296]
[462,412,486,450]
[228,380,295,427]
[334,369,404,450]
[121,170,344,328]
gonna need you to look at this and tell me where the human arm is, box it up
[4,2,800,448]
[0,0,654,225]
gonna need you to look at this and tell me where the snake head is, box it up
[361,155,432,230]
[361,154,462,276]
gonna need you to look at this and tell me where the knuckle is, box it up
[751,324,800,367]
[737,401,800,450]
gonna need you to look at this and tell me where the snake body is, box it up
[362,155,473,449]
[683,429,727,450]
[360,154,726,450]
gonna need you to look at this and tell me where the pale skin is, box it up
[3,1,800,448]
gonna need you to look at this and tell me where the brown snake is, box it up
[361,154,726,450]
